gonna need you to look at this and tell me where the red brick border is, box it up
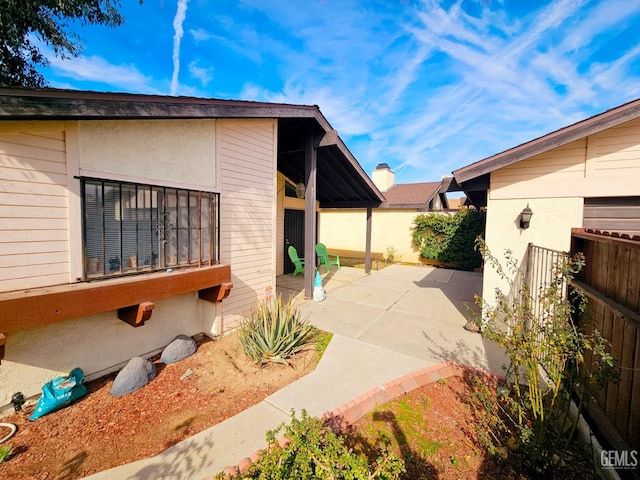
[219,361,502,478]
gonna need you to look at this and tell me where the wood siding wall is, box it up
[0,129,70,292]
[570,229,640,453]
[218,119,276,329]
[491,118,640,200]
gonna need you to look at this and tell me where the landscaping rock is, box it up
[161,334,197,364]
[110,357,157,397]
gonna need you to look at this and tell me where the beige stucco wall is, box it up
[319,209,422,263]
[0,118,277,408]
[482,197,583,303]
[0,293,204,408]
[78,119,217,190]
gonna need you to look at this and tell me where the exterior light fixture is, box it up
[295,182,306,199]
[520,204,533,229]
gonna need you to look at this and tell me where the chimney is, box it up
[372,163,394,192]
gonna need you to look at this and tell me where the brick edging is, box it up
[219,361,502,478]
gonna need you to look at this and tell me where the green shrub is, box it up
[239,295,318,366]
[219,409,404,479]
[471,239,618,475]
[411,208,485,270]
[0,446,12,463]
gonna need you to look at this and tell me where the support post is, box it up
[304,134,317,298]
[365,207,372,274]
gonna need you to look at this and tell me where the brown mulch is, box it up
[0,333,320,479]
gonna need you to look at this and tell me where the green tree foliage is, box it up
[0,0,128,87]
[411,207,485,270]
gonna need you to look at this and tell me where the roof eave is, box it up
[453,97,640,184]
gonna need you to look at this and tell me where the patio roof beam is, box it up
[304,133,318,298]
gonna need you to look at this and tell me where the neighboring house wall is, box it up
[319,209,422,263]
[0,118,277,406]
[483,117,640,303]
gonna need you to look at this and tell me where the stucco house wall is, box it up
[0,118,276,406]
[319,208,424,263]
[481,117,640,302]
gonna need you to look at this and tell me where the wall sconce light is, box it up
[295,182,306,199]
[520,203,533,229]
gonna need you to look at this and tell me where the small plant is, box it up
[239,295,318,366]
[219,409,405,479]
[471,239,618,475]
[0,445,13,463]
[385,246,399,264]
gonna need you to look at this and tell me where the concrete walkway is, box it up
[86,265,505,480]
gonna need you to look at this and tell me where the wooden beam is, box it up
[118,302,155,327]
[304,134,318,299]
[0,264,231,333]
[316,130,338,147]
[198,282,233,303]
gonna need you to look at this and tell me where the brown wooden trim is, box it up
[0,264,231,334]
[571,228,640,246]
[118,302,155,327]
[198,282,233,303]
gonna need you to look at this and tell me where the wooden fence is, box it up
[570,228,640,453]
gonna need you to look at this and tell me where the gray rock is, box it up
[160,334,197,364]
[110,357,157,396]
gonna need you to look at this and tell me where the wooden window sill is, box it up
[0,264,232,334]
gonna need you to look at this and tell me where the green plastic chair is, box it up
[287,246,305,277]
[316,243,340,272]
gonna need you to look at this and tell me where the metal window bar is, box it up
[81,178,219,279]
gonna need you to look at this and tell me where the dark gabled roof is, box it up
[382,182,441,208]
[453,97,640,184]
[0,88,385,208]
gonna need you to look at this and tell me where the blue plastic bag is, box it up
[29,368,87,421]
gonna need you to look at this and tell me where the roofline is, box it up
[334,135,386,203]
[453,97,640,184]
[0,87,331,125]
[381,182,441,209]
[0,87,385,204]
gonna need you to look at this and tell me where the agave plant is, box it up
[239,295,317,366]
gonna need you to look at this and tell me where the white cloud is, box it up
[188,60,214,87]
[171,0,189,96]
[47,54,162,94]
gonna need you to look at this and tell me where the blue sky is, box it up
[40,0,640,185]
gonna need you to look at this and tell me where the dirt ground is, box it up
[346,373,597,480]
[0,332,321,479]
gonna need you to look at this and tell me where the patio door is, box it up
[284,209,305,274]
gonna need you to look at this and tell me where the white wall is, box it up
[482,197,583,302]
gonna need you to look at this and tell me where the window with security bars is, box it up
[81,178,219,278]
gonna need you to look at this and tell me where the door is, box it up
[284,209,305,274]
